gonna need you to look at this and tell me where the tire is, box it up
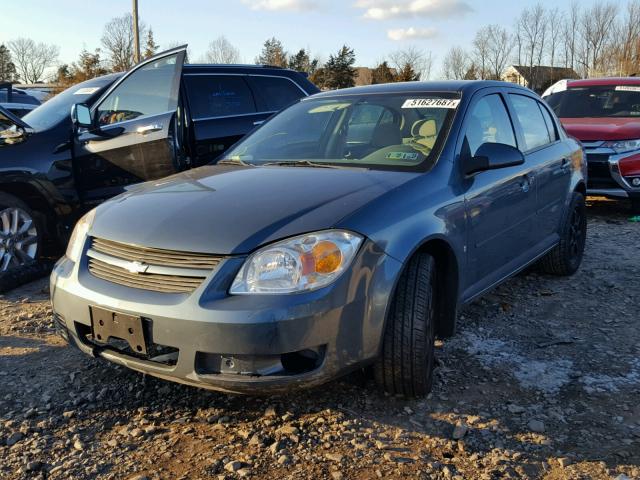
[0,192,42,272]
[374,252,437,397]
[537,192,586,276]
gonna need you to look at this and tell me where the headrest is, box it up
[411,119,437,138]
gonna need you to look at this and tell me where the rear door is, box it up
[73,47,186,205]
[461,91,538,299]
[507,93,571,244]
[184,73,310,166]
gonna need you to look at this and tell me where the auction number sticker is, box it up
[615,86,640,92]
[73,87,101,95]
[402,98,460,109]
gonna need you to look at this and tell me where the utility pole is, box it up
[132,0,141,64]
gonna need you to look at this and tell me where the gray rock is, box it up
[452,424,468,440]
[224,460,244,472]
[6,432,23,446]
[528,420,545,433]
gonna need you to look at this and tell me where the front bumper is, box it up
[583,142,640,200]
[50,241,401,394]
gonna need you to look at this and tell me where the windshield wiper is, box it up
[216,158,255,167]
[261,160,357,169]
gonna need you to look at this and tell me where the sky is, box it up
[0,0,631,77]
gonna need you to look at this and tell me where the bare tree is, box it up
[547,8,564,70]
[202,36,241,64]
[389,47,433,80]
[611,0,640,76]
[101,13,147,72]
[441,46,470,80]
[7,38,59,83]
[578,2,617,77]
[516,4,548,88]
[484,25,513,79]
[562,2,580,72]
[472,27,490,80]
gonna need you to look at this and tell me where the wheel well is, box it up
[416,238,459,338]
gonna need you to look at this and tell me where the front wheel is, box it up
[0,193,41,272]
[373,252,437,397]
[537,192,586,276]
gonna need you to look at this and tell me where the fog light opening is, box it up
[630,177,640,187]
[281,347,324,374]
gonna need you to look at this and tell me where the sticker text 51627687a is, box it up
[402,98,460,109]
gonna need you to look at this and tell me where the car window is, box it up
[465,94,516,156]
[184,75,256,120]
[223,94,460,171]
[538,102,558,142]
[96,54,181,126]
[509,94,551,151]
[246,76,304,112]
[345,104,393,144]
[545,85,640,118]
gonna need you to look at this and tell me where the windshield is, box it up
[545,85,640,118]
[223,94,460,170]
[22,78,113,132]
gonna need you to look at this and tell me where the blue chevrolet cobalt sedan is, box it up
[50,81,587,397]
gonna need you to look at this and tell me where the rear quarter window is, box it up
[246,76,305,112]
[185,75,257,120]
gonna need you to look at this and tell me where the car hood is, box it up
[561,117,640,141]
[90,165,416,255]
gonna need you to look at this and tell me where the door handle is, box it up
[253,120,265,126]
[519,175,531,193]
[561,158,571,171]
[136,124,163,135]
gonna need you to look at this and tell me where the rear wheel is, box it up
[0,193,41,272]
[374,252,437,397]
[537,192,586,276]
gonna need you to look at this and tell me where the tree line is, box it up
[442,1,640,82]
[1,2,638,90]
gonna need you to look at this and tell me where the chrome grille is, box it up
[87,237,222,294]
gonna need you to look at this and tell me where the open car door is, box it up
[73,46,187,205]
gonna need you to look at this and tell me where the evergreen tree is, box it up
[323,45,356,90]
[288,49,318,74]
[371,61,395,84]
[394,63,420,82]
[255,37,287,67]
[0,44,17,82]
[143,29,159,59]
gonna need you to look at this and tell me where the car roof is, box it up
[568,77,640,87]
[183,64,305,77]
[309,80,531,99]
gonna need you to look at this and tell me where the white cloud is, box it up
[387,26,437,41]
[355,0,472,20]
[242,0,317,11]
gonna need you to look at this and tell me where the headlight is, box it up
[66,209,96,262]
[603,139,640,154]
[230,230,363,294]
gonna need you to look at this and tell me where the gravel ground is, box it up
[0,198,638,480]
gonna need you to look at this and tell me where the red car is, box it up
[544,77,640,212]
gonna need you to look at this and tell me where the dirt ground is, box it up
[0,197,638,480]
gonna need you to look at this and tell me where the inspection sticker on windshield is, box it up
[615,86,640,92]
[386,152,419,160]
[73,87,100,95]
[402,98,460,109]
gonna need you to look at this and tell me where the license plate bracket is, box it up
[90,306,148,355]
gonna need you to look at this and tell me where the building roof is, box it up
[508,65,579,82]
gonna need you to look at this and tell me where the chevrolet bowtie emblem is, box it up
[126,261,148,274]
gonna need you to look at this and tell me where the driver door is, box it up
[73,47,186,205]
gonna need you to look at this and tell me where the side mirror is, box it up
[71,103,93,129]
[464,142,524,175]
